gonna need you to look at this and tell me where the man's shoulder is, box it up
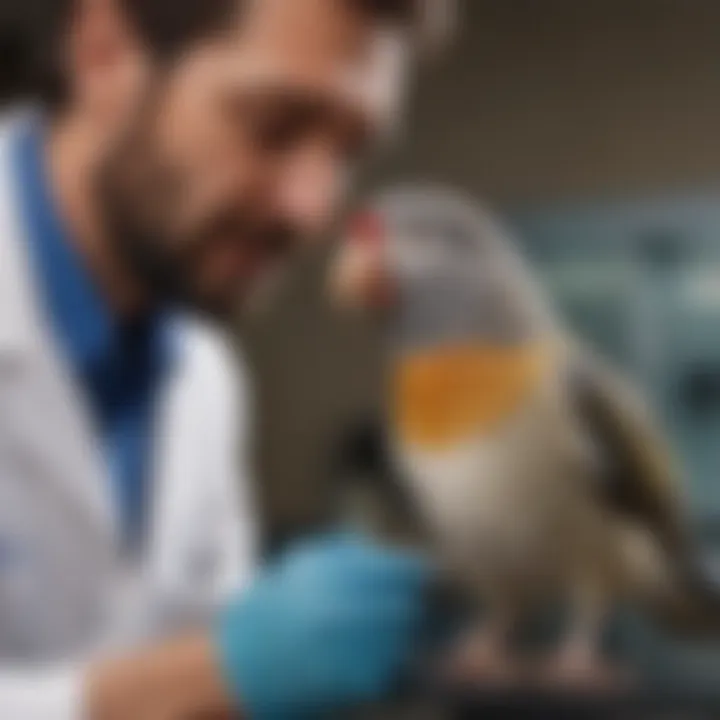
[0,107,36,160]
[0,109,27,214]
[0,109,42,251]
[0,108,26,139]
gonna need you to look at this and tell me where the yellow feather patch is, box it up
[392,342,550,449]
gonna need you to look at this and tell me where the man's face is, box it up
[94,0,409,317]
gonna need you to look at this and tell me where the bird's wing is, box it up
[566,343,689,558]
[566,348,720,635]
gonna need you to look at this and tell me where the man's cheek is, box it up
[194,241,255,293]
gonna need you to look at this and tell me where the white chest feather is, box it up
[394,378,593,591]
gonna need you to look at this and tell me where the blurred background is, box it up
[6,0,720,691]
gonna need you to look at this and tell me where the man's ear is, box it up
[66,0,149,127]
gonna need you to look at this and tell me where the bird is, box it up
[327,185,720,689]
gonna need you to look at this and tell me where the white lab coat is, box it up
[0,114,257,718]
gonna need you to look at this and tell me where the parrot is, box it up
[327,185,720,688]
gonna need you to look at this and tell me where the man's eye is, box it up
[254,108,315,153]
[336,119,372,165]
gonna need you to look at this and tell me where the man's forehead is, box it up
[218,0,411,124]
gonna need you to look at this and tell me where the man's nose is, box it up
[274,143,348,240]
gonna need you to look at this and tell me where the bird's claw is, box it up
[532,646,630,692]
[443,635,527,688]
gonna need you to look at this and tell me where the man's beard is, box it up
[94,141,297,320]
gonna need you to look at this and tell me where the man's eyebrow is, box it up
[222,81,377,115]
[222,85,382,141]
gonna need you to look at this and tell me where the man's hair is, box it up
[28,0,454,107]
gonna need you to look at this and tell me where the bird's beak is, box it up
[328,213,398,312]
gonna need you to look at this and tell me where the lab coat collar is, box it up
[0,112,120,541]
[0,111,47,358]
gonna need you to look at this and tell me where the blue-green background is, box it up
[508,196,720,686]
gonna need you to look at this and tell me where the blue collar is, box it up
[11,119,175,377]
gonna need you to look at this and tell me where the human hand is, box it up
[215,533,432,718]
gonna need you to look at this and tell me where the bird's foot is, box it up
[533,645,630,692]
[444,633,526,688]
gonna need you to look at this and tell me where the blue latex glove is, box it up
[216,533,431,719]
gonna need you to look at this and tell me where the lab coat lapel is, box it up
[0,116,119,546]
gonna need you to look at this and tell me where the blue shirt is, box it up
[12,121,175,551]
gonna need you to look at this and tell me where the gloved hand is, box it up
[215,533,432,719]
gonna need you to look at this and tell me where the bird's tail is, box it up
[648,549,720,638]
[622,522,720,637]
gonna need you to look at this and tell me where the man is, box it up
[0,0,454,717]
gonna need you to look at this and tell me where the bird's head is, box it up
[329,185,547,352]
[328,186,556,449]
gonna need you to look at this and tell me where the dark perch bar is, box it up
[431,687,720,720]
